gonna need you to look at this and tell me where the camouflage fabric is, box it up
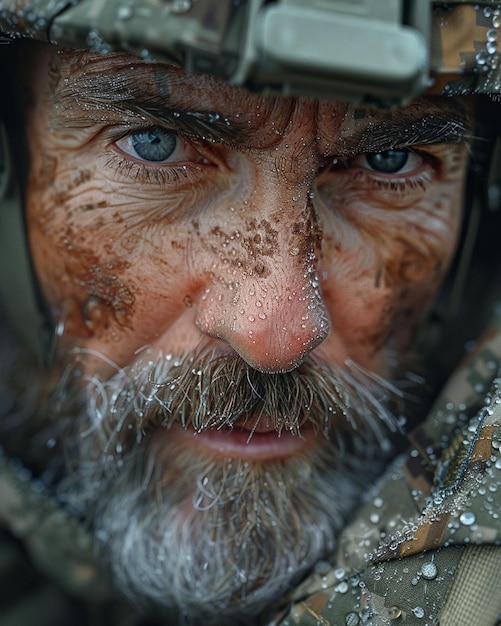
[0,449,148,624]
[2,317,501,625]
[270,314,501,626]
[1,1,501,97]
[430,3,501,96]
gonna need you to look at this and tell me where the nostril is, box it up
[196,283,331,373]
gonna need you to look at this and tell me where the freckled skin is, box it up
[25,47,469,379]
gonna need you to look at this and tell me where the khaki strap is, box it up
[438,545,501,626]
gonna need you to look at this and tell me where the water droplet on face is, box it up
[248,315,255,322]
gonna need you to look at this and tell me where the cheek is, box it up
[26,151,224,343]
[29,214,139,339]
[317,162,464,282]
[316,175,464,356]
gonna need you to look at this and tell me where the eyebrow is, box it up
[128,104,249,144]
[339,110,470,156]
[54,67,250,144]
[54,60,470,153]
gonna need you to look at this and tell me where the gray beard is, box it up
[49,348,407,625]
[0,313,415,626]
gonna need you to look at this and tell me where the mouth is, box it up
[164,419,317,461]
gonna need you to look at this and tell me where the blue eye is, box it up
[129,129,177,162]
[365,150,409,174]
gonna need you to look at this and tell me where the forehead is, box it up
[31,45,472,154]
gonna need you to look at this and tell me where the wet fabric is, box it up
[270,313,501,625]
[1,2,501,97]
[0,449,148,625]
[1,315,501,624]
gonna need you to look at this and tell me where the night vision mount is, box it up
[46,0,431,107]
[2,0,501,103]
[1,0,501,361]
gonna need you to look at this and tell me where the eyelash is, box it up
[106,154,199,185]
[107,127,212,185]
[335,149,434,192]
[107,124,436,194]
[356,169,433,193]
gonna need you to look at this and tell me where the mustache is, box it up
[71,348,407,460]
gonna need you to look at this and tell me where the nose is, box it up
[195,198,330,373]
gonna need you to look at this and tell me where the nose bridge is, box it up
[196,168,330,373]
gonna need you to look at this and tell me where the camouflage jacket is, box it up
[271,314,501,626]
[2,314,501,625]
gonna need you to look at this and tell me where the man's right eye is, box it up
[351,149,423,176]
[114,127,208,165]
[128,129,177,162]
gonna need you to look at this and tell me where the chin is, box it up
[49,348,405,623]
[77,435,381,625]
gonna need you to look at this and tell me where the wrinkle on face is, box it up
[24,44,471,376]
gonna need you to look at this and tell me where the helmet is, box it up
[1,0,501,362]
[1,1,501,104]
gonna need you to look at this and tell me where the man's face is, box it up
[23,45,469,622]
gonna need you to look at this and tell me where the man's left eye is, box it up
[115,128,203,164]
[354,150,422,175]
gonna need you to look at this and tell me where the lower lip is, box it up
[164,423,316,461]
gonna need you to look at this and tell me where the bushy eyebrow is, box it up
[52,65,250,144]
[126,104,248,144]
[339,107,471,156]
[53,58,470,153]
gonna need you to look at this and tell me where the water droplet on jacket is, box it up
[334,567,345,580]
[412,606,425,618]
[335,580,349,594]
[420,561,438,580]
[170,0,192,13]
[460,511,476,526]
[117,5,133,19]
[344,610,360,625]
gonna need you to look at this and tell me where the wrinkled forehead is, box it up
[30,44,474,155]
